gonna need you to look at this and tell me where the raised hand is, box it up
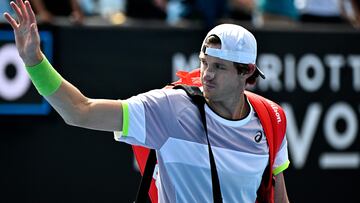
[3,0,43,66]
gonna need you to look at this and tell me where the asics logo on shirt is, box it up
[254,131,263,143]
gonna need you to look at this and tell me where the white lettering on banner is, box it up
[257,54,282,91]
[325,54,345,91]
[283,102,359,169]
[257,53,360,92]
[318,103,359,169]
[348,55,360,91]
[323,102,357,150]
[319,153,360,169]
[172,53,199,81]
[297,54,325,92]
[0,44,31,101]
[282,103,322,169]
[284,54,296,91]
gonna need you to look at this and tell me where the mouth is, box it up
[203,83,216,90]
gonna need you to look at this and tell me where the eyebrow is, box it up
[214,62,226,67]
[199,57,227,66]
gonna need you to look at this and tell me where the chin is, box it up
[202,91,210,99]
[203,91,216,101]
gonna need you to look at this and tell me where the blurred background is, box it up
[0,0,359,202]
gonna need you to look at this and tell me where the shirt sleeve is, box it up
[272,137,290,175]
[114,89,185,150]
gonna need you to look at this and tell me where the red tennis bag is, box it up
[132,68,287,203]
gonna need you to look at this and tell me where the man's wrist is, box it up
[23,50,43,67]
[25,55,63,96]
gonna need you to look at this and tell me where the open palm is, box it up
[3,0,42,66]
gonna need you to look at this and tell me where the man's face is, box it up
[199,44,244,102]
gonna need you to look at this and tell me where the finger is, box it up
[25,1,36,24]
[30,23,41,44]
[16,0,26,11]
[3,12,19,30]
[16,0,28,20]
[10,1,23,22]
[30,23,38,34]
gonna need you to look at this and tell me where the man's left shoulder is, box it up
[245,91,286,131]
[245,91,283,109]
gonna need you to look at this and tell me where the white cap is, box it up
[201,24,265,79]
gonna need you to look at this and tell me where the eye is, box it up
[201,60,208,66]
[215,64,225,70]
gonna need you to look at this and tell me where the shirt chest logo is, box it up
[254,131,263,143]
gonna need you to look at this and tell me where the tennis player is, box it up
[4,1,290,202]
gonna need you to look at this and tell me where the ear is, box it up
[245,64,256,78]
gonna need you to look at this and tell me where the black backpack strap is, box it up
[134,85,223,203]
[134,149,156,203]
[174,85,223,203]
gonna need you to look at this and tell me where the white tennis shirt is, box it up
[114,88,289,203]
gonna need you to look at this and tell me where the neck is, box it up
[206,93,248,120]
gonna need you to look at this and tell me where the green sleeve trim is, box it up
[273,160,290,176]
[26,56,63,96]
[122,101,129,137]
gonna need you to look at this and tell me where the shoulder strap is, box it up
[245,91,286,163]
[173,85,223,203]
[134,149,156,203]
[245,91,287,203]
[134,85,223,203]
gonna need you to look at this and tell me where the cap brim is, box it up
[256,65,266,79]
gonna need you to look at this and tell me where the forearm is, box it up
[274,173,290,203]
[26,55,90,125]
[46,79,123,132]
[45,79,90,126]
[27,55,123,132]
[5,0,123,132]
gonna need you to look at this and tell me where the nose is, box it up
[203,68,215,81]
